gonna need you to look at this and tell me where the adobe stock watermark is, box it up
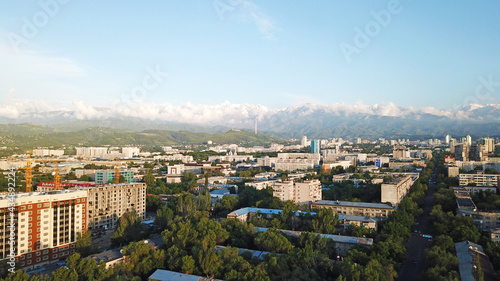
[213,0,244,20]
[6,167,17,273]
[7,0,70,53]
[339,0,404,64]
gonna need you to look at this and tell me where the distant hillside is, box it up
[0,126,283,149]
[0,123,57,136]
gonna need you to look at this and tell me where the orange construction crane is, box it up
[23,151,33,193]
[115,157,120,184]
[35,159,65,190]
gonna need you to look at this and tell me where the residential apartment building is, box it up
[274,153,320,172]
[95,170,134,184]
[0,190,87,271]
[459,173,500,187]
[310,200,395,219]
[381,175,418,205]
[75,183,146,230]
[454,187,500,232]
[244,180,277,191]
[75,147,108,158]
[491,229,500,244]
[32,149,64,157]
[272,179,321,205]
[392,145,409,159]
[454,144,469,161]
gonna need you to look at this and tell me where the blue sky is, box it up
[1,0,500,112]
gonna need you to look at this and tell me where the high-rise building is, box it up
[455,144,469,161]
[0,190,88,271]
[75,183,146,230]
[301,136,308,147]
[311,140,320,154]
[445,135,451,145]
[479,137,494,153]
[469,144,486,161]
[392,145,409,159]
[466,135,472,146]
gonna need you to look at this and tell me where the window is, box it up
[28,205,32,209]
[37,204,41,208]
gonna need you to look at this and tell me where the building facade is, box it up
[381,175,418,205]
[311,200,395,218]
[75,183,146,230]
[272,179,321,205]
[459,173,500,187]
[0,190,87,271]
[95,170,134,184]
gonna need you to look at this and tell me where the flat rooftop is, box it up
[312,200,394,209]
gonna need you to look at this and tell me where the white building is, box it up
[272,179,321,205]
[32,149,65,157]
[75,147,108,158]
[274,153,320,172]
[122,147,140,158]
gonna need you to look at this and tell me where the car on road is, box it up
[412,259,418,264]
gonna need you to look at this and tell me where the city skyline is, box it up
[1,0,500,113]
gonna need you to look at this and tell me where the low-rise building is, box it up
[455,241,496,281]
[227,207,378,230]
[311,200,394,218]
[244,180,277,191]
[459,173,500,187]
[149,269,224,281]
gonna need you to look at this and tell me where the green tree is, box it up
[75,231,98,257]
[254,229,294,253]
[111,212,142,246]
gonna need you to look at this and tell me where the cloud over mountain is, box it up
[3,100,500,138]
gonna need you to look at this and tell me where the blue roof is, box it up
[229,207,317,217]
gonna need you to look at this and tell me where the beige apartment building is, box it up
[310,200,395,219]
[272,179,321,205]
[0,190,87,271]
[77,183,146,230]
[381,175,418,205]
[459,173,500,187]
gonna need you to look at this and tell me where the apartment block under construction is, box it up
[76,183,146,230]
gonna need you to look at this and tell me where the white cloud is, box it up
[3,99,500,125]
[236,1,280,40]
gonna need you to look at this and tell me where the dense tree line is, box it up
[422,152,498,280]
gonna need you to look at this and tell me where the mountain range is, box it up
[2,102,500,140]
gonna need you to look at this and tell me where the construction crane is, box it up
[35,159,65,190]
[115,157,120,184]
[22,150,33,193]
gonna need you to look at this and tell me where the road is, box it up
[397,157,438,281]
